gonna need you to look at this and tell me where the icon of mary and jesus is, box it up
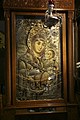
[18,30,57,95]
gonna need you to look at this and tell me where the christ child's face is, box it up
[45,50,55,60]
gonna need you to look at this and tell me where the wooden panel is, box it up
[15,112,67,120]
[3,0,74,10]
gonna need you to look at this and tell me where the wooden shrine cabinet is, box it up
[2,0,78,120]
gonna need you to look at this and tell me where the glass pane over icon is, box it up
[16,15,63,100]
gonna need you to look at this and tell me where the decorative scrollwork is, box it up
[3,0,74,10]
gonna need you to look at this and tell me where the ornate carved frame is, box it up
[3,0,75,112]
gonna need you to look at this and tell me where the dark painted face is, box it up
[34,39,45,53]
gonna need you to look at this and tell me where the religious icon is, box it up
[16,15,62,100]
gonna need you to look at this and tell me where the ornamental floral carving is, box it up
[3,0,74,10]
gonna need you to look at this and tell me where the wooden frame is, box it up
[4,10,67,109]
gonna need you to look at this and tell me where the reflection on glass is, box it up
[16,15,63,100]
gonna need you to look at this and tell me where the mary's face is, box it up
[34,40,45,53]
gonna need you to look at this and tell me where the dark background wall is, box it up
[0,0,5,94]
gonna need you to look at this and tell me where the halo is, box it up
[27,23,50,50]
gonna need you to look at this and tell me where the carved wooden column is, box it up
[1,10,16,120]
[68,11,74,103]
[67,11,78,120]
[4,10,11,106]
